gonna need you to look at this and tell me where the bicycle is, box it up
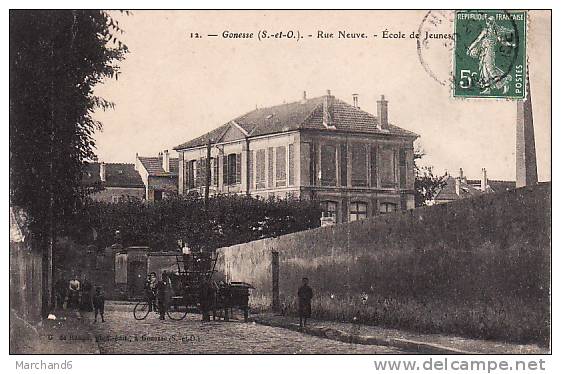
[133,298,159,320]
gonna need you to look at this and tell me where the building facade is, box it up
[83,162,145,203]
[135,150,179,201]
[174,91,418,223]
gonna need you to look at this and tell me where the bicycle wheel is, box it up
[133,301,151,320]
[167,303,188,321]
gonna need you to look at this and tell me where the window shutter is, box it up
[236,153,241,184]
[288,144,294,186]
[222,155,229,186]
[187,161,194,189]
[248,151,254,190]
[370,145,377,188]
[268,147,274,187]
[340,143,347,187]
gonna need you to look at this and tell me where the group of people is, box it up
[144,271,172,320]
[54,273,106,323]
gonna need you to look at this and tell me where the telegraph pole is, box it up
[204,139,211,209]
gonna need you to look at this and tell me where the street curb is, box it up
[254,318,476,354]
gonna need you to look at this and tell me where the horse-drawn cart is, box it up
[165,251,254,322]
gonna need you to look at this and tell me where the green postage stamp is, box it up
[453,10,527,99]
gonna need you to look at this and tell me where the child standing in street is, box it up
[93,286,105,323]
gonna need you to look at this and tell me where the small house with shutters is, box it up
[135,150,179,201]
[174,91,418,223]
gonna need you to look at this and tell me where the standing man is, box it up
[68,274,81,310]
[297,277,314,329]
[156,272,170,320]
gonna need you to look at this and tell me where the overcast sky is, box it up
[93,10,551,182]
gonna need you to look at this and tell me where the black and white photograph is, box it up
[6,5,554,373]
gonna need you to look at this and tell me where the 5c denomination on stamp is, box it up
[453,10,527,99]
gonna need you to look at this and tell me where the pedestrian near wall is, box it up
[297,277,313,329]
[93,286,105,323]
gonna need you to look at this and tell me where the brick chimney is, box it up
[352,93,359,108]
[162,150,170,172]
[481,168,488,192]
[459,168,464,180]
[455,177,461,197]
[377,95,388,129]
[100,162,106,182]
[301,90,307,104]
[323,89,335,129]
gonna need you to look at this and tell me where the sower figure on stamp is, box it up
[297,277,313,329]
[93,286,105,323]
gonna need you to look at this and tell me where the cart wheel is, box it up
[133,301,151,320]
[167,305,189,321]
[243,308,249,322]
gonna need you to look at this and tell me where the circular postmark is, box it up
[418,10,523,97]
[416,10,456,87]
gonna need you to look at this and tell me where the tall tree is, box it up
[9,10,128,314]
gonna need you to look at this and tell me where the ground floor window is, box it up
[380,202,397,214]
[321,201,338,222]
[349,201,367,222]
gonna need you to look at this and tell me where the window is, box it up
[211,158,218,186]
[349,202,368,222]
[224,153,241,185]
[256,149,266,189]
[187,160,196,189]
[320,144,337,186]
[153,190,163,201]
[321,201,338,222]
[351,143,368,187]
[381,148,396,188]
[380,202,397,214]
[276,146,286,187]
[195,158,205,187]
[111,195,120,203]
[309,143,316,186]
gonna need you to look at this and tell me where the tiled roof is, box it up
[138,156,179,176]
[174,95,419,150]
[466,179,516,193]
[434,176,484,201]
[83,163,144,188]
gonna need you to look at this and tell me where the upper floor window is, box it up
[256,149,266,189]
[349,201,367,222]
[351,143,368,187]
[321,201,338,222]
[381,148,396,188]
[320,144,337,186]
[276,146,287,187]
[380,202,397,214]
